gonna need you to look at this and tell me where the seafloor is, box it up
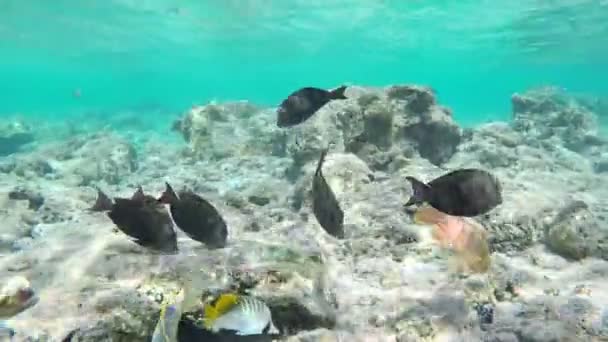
[1,85,608,342]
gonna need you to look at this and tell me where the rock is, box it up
[67,288,159,342]
[0,120,34,156]
[11,237,34,252]
[511,87,604,155]
[593,153,608,173]
[518,320,574,342]
[172,102,286,159]
[544,200,606,260]
[284,85,461,175]
[62,133,139,185]
[7,188,44,210]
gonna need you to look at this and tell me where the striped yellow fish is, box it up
[203,293,278,336]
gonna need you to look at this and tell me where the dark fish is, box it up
[61,329,79,342]
[177,318,276,342]
[89,188,113,212]
[404,168,502,217]
[311,148,345,238]
[106,187,178,253]
[276,85,348,127]
[158,182,228,249]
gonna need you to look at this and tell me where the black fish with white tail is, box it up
[158,182,228,249]
[312,148,345,238]
[404,168,502,217]
[97,187,178,253]
[276,85,348,127]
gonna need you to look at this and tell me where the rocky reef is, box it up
[0,120,34,157]
[1,84,608,341]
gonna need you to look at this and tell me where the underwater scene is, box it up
[1,1,608,341]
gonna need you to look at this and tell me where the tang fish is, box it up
[0,276,39,319]
[413,206,491,274]
[276,85,347,127]
[178,319,275,342]
[203,293,278,336]
[311,148,345,239]
[97,187,178,253]
[405,168,502,217]
[158,182,228,249]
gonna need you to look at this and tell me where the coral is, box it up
[2,83,608,341]
[172,101,286,159]
[544,200,608,261]
[511,86,606,155]
[0,132,137,185]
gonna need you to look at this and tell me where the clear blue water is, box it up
[1,1,608,127]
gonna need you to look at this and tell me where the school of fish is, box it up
[3,85,506,341]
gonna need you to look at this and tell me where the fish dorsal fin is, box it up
[90,188,113,211]
[315,147,330,177]
[132,186,145,201]
[158,182,179,204]
[203,293,239,329]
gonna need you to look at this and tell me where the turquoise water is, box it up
[1,1,608,126]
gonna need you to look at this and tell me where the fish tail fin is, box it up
[329,85,347,100]
[158,182,178,204]
[90,188,113,211]
[203,293,239,329]
[404,176,429,207]
[315,147,330,176]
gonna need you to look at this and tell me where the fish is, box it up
[0,276,39,319]
[104,187,178,253]
[158,182,228,249]
[152,270,211,342]
[152,289,186,342]
[203,293,278,336]
[311,148,345,239]
[413,206,491,274]
[276,85,348,127]
[178,319,275,342]
[404,168,502,217]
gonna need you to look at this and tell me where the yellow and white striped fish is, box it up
[203,293,278,336]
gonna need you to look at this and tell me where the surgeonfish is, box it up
[276,85,347,127]
[203,293,278,336]
[96,187,178,253]
[405,168,502,217]
[311,148,345,239]
[158,182,228,249]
